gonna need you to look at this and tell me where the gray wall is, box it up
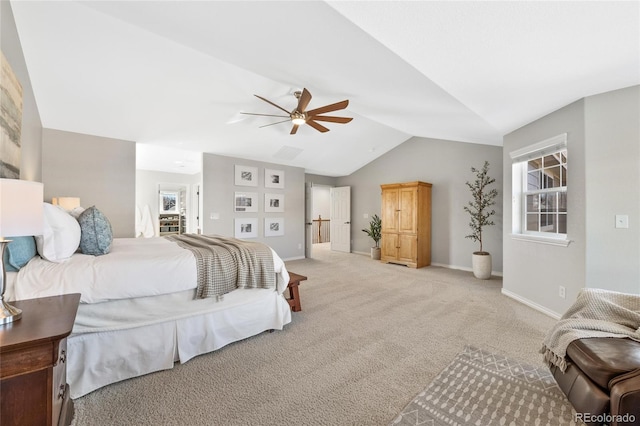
[42,129,136,237]
[1,1,42,182]
[503,100,586,317]
[202,153,305,260]
[503,85,640,318]
[584,86,640,293]
[335,137,503,272]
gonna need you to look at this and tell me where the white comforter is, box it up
[13,237,288,303]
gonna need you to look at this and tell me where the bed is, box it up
[5,205,291,398]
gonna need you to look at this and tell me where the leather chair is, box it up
[550,337,640,426]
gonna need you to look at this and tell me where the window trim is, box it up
[510,133,570,245]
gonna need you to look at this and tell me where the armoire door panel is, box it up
[398,188,417,233]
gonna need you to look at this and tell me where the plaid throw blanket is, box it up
[165,234,276,299]
[540,288,640,372]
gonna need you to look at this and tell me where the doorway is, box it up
[305,183,351,258]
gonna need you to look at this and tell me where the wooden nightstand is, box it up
[0,293,80,426]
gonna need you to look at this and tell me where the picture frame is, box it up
[264,217,284,237]
[264,168,284,189]
[234,218,257,239]
[235,165,258,187]
[159,191,179,214]
[264,193,284,213]
[234,191,258,213]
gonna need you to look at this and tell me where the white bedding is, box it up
[11,237,289,303]
[8,235,293,398]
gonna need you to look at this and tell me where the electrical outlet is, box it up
[298,243,302,250]
[559,286,566,299]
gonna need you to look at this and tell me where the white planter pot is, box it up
[371,247,381,260]
[472,252,492,280]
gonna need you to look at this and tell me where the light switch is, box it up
[615,215,629,229]
[210,212,220,220]
[364,213,369,219]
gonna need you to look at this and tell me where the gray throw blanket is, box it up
[540,288,640,372]
[165,234,275,299]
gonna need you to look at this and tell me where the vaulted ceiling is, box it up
[10,1,639,176]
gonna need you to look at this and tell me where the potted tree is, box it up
[464,161,498,279]
[362,214,382,260]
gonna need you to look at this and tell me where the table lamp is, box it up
[0,178,44,324]
[52,196,81,211]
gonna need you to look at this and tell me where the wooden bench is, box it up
[286,272,307,312]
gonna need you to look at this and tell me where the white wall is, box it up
[201,153,305,260]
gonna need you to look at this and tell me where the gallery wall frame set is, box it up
[234,165,285,238]
[235,165,285,190]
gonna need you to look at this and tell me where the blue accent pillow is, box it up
[78,206,113,255]
[2,236,37,271]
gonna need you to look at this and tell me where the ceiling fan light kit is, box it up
[241,88,353,134]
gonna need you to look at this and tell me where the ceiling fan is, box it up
[241,88,353,135]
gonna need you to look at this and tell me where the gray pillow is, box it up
[78,206,113,255]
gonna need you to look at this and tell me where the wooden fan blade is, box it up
[306,99,349,116]
[309,115,353,124]
[306,119,330,133]
[241,112,289,118]
[290,124,300,135]
[254,95,291,115]
[259,119,291,128]
[296,88,312,113]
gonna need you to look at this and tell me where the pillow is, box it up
[78,206,113,255]
[68,206,85,220]
[2,236,37,271]
[35,203,82,262]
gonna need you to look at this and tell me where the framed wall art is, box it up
[264,168,284,189]
[235,165,258,187]
[1,51,23,179]
[159,191,179,214]
[234,191,258,213]
[234,218,257,239]
[264,217,284,237]
[264,193,284,213]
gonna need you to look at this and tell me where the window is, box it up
[510,133,569,245]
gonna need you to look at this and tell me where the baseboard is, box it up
[431,262,503,278]
[282,255,305,261]
[501,289,561,319]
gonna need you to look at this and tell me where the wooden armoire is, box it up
[380,181,432,268]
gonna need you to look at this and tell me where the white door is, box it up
[330,186,351,253]
[305,182,313,258]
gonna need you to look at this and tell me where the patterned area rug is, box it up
[390,346,583,426]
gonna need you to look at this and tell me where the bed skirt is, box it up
[67,289,292,398]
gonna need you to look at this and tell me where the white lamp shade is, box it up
[52,197,81,211]
[0,179,44,237]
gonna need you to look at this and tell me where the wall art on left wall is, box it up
[0,51,23,179]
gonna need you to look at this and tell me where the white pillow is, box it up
[35,203,81,262]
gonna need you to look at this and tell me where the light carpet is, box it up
[390,345,580,426]
[71,244,562,425]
